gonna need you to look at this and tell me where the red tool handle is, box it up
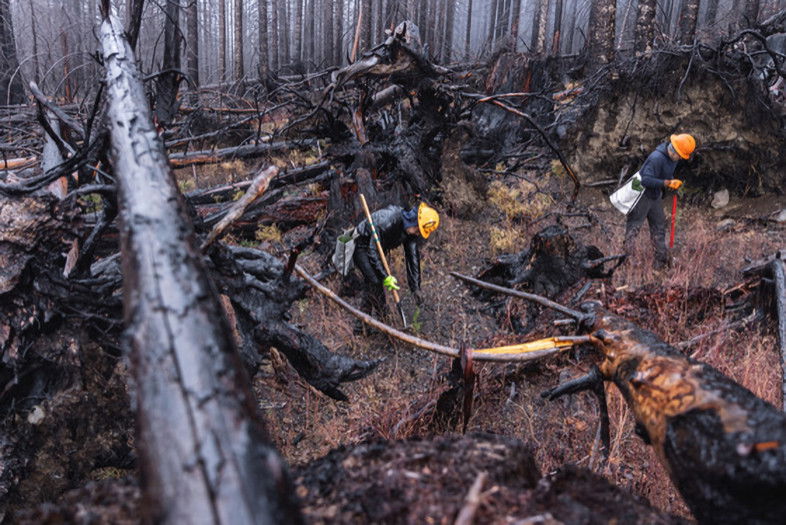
[669,194,677,249]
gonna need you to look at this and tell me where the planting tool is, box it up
[359,193,408,328]
[669,193,678,249]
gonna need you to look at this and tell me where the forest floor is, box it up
[188,156,786,521]
[9,149,784,524]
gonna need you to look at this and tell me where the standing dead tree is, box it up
[98,5,302,523]
[0,0,24,104]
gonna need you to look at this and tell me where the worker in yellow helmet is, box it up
[352,202,439,320]
[623,133,696,269]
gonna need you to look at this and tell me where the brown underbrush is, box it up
[199,161,782,519]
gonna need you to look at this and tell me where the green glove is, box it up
[383,275,400,291]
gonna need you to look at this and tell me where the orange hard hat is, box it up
[670,133,696,159]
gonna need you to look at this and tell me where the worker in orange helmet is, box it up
[623,133,696,269]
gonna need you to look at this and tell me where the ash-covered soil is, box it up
[294,433,686,524]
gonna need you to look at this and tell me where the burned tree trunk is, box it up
[705,0,720,28]
[634,0,657,55]
[678,0,700,44]
[155,0,182,125]
[219,0,228,81]
[186,0,199,95]
[552,0,564,55]
[585,0,616,66]
[258,0,269,76]
[534,0,549,53]
[584,307,786,524]
[234,0,244,82]
[99,9,302,523]
[0,0,24,104]
[335,0,344,65]
[324,0,334,67]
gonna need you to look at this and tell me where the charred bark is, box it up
[634,0,657,55]
[586,0,616,66]
[259,0,269,76]
[99,9,302,523]
[209,244,382,401]
[335,0,344,65]
[167,139,318,167]
[0,0,24,104]
[234,0,244,82]
[186,0,199,94]
[155,0,182,125]
[584,307,786,524]
[477,225,618,298]
[678,0,700,45]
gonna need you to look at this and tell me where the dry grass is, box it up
[244,163,781,519]
[487,179,553,221]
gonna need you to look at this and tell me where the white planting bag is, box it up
[610,172,645,215]
[331,227,359,276]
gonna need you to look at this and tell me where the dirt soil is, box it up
[7,144,783,522]
[254,159,783,521]
[294,433,685,524]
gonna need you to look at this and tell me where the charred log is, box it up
[545,303,786,524]
[208,244,382,401]
[98,10,302,523]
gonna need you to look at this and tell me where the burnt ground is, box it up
[250,157,784,521]
[6,149,784,523]
[293,433,686,524]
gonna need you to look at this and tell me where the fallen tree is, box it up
[99,8,303,522]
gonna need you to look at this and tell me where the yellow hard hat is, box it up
[417,202,439,239]
[670,133,696,159]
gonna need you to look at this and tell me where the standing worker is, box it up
[623,133,695,269]
[353,202,439,321]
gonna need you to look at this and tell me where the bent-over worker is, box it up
[624,133,695,269]
[353,202,439,318]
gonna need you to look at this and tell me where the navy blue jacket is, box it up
[639,143,678,199]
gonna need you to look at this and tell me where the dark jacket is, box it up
[639,143,678,199]
[356,205,421,292]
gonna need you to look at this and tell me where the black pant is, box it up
[353,241,387,315]
[624,196,668,267]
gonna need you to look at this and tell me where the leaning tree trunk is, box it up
[0,0,24,104]
[98,7,302,524]
[586,0,616,66]
[634,0,657,55]
[678,0,700,44]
